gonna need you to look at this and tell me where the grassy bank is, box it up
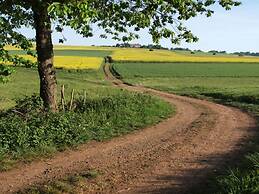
[0,92,173,171]
[113,62,259,194]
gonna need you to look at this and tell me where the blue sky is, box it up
[20,0,259,52]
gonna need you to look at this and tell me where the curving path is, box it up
[0,64,257,194]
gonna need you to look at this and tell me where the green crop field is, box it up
[113,62,259,77]
[113,62,259,96]
[113,62,259,109]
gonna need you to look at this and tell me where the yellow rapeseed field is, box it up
[4,45,22,50]
[112,48,259,63]
[54,56,103,69]
[3,45,106,69]
[4,46,259,70]
[2,55,103,70]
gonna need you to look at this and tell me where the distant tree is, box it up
[209,50,227,54]
[0,0,241,111]
[194,49,203,52]
[172,48,191,51]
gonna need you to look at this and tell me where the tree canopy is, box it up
[1,0,241,51]
[0,0,240,110]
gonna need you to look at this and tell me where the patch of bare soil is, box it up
[0,64,256,194]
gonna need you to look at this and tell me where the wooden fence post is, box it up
[69,89,75,111]
[61,85,65,111]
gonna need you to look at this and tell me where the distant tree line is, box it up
[208,50,227,54]
[171,48,259,57]
[115,43,169,50]
[115,43,141,48]
[171,47,191,51]
[141,44,169,50]
[232,52,259,57]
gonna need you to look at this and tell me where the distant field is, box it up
[4,45,259,105]
[8,49,112,57]
[4,46,259,111]
[4,45,116,51]
[112,48,259,63]
[113,62,259,110]
[113,62,259,77]
[3,48,109,70]
[54,56,103,69]
[2,55,103,70]
[5,46,259,68]
[4,45,115,70]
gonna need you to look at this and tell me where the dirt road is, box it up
[0,64,256,194]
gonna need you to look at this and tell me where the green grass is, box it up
[0,67,108,110]
[122,77,259,100]
[113,62,259,107]
[113,62,259,77]
[8,50,112,57]
[112,61,259,194]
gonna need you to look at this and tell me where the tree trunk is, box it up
[33,5,58,112]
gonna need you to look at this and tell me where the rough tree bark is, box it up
[33,4,58,112]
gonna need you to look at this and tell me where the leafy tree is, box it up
[0,0,240,111]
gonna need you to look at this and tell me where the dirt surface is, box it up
[0,64,257,194]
